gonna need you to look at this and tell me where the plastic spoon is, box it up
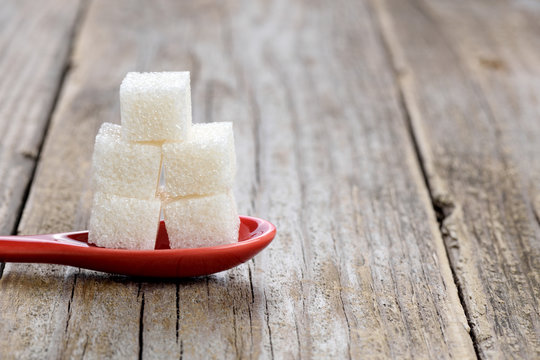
[0,216,275,278]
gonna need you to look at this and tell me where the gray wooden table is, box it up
[0,0,538,358]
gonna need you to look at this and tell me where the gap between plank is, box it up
[367,0,480,358]
[395,87,481,360]
[138,290,145,360]
[175,282,180,343]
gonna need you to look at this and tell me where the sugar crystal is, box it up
[92,122,161,200]
[162,122,235,198]
[163,192,239,248]
[88,192,161,250]
[120,72,191,142]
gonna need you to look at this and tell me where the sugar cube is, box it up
[88,192,161,250]
[120,72,192,142]
[163,192,240,248]
[162,122,236,198]
[92,122,162,199]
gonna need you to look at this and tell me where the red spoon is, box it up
[0,216,275,278]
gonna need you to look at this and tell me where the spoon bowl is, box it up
[0,216,275,278]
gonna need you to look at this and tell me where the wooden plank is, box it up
[0,0,82,236]
[0,1,83,358]
[373,0,540,358]
[0,0,476,358]
[0,1,86,358]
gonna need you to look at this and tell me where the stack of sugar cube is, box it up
[88,72,239,250]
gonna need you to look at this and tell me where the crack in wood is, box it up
[81,336,89,359]
[247,266,255,304]
[293,314,302,360]
[330,223,353,360]
[533,204,540,229]
[368,1,479,358]
[263,291,274,360]
[205,277,210,311]
[138,291,145,360]
[64,272,79,334]
[175,282,180,343]
[232,300,239,358]
[247,303,254,357]
[446,245,482,359]
[179,340,183,360]
[336,268,353,360]
[391,41,482,360]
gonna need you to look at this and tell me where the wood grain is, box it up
[10,0,539,358]
[0,3,82,357]
[0,0,82,236]
[0,0,476,358]
[373,0,540,358]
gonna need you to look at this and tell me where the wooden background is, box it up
[0,0,539,358]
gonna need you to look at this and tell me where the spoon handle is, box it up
[0,234,87,263]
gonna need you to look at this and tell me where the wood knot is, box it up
[19,150,38,160]
[478,57,507,71]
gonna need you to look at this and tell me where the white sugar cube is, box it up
[88,192,161,249]
[120,72,192,142]
[162,122,236,198]
[92,122,161,200]
[163,192,240,248]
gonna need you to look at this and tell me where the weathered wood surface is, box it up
[373,0,540,358]
[0,0,538,359]
[0,0,82,235]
